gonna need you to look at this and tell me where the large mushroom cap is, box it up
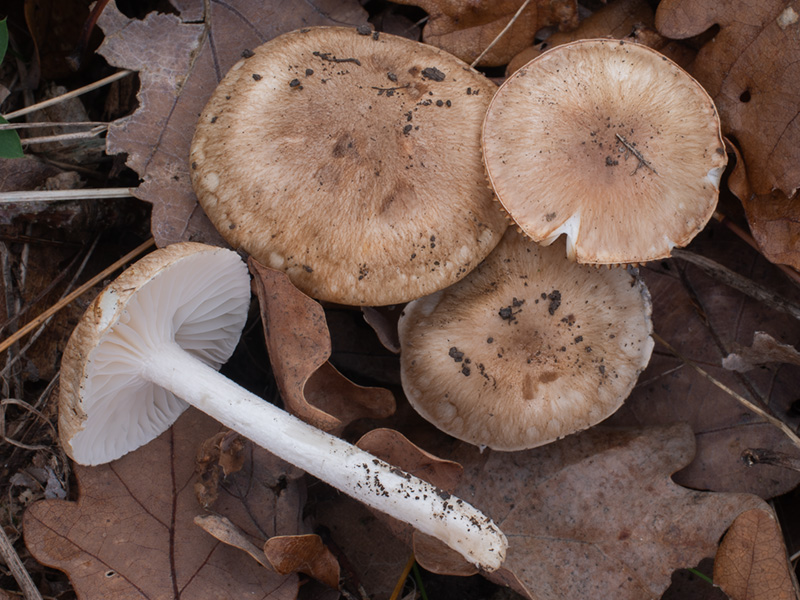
[399,228,654,451]
[59,243,250,464]
[482,39,727,265]
[190,26,507,306]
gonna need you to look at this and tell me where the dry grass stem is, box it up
[389,554,416,600]
[653,332,800,450]
[713,211,800,287]
[0,523,43,600]
[2,70,133,120]
[0,188,136,203]
[671,248,800,321]
[21,125,107,145]
[0,121,108,130]
[1,236,99,380]
[470,0,533,68]
[0,239,155,355]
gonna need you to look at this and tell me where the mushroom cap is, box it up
[59,243,251,465]
[398,228,654,451]
[482,39,727,265]
[190,26,507,306]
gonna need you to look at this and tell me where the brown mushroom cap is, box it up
[482,39,727,265]
[398,228,654,451]
[191,26,507,306]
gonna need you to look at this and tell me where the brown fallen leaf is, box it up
[194,513,272,570]
[609,225,800,498]
[725,138,800,272]
[742,190,800,271]
[264,535,340,589]
[714,509,797,600]
[96,0,368,248]
[195,516,340,589]
[24,409,302,599]
[250,259,395,433]
[507,0,655,74]
[392,0,579,66]
[431,423,768,600]
[353,428,484,578]
[723,331,800,372]
[656,0,800,197]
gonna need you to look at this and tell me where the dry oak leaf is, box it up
[392,0,578,66]
[250,259,395,434]
[656,0,800,197]
[96,0,367,249]
[714,509,797,600]
[608,225,800,498]
[507,0,655,75]
[24,409,302,600]
[442,424,768,600]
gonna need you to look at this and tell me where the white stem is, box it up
[141,342,507,571]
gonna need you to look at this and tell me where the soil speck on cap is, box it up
[449,347,464,362]
[305,68,314,76]
[289,79,301,88]
[499,298,525,324]
[252,74,262,81]
[421,67,445,81]
[547,290,562,315]
[241,49,255,58]
[356,24,372,35]
[388,72,398,82]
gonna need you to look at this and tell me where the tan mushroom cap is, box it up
[482,39,727,265]
[398,228,654,451]
[191,26,507,306]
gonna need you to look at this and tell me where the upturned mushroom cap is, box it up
[398,228,654,451]
[59,243,250,464]
[190,26,507,306]
[482,39,727,265]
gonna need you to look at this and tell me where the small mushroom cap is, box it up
[398,228,654,451]
[59,243,251,465]
[191,26,507,306]
[482,39,727,265]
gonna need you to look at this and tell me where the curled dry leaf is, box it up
[714,509,797,600]
[195,516,340,589]
[264,535,340,589]
[194,430,246,508]
[392,0,578,66]
[24,409,302,599]
[96,0,368,248]
[194,514,272,570]
[726,138,800,271]
[249,259,395,434]
[656,0,800,197]
[355,428,471,574]
[723,331,800,372]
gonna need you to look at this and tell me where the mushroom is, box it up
[482,38,727,265]
[398,229,654,451]
[59,242,507,571]
[190,26,507,306]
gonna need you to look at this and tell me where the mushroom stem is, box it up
[140,341,507,571]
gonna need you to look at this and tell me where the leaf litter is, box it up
[4,0,800,598]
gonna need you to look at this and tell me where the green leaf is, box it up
[0,18,8,64]
[0,116,24,159]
